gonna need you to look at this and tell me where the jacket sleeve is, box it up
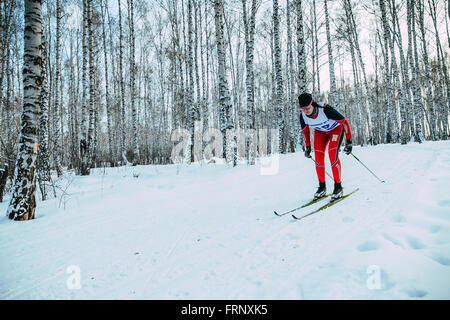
[300,114,311,147]
[323,105,352,140]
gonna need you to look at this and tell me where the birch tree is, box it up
[38,21,51,201]
[286,0,297,152]
[128,0,139,163]
[187,0,196,162]
[428,0,450,138]
[273,0,284,153]
[242,0,258,161]
[390,0,413,142]
[79,0,90,175]
[7,0,42,221]
[379,0,394,142]
[387,0,407,144]
[408,0,424,142]
[100,0,114,165]
[53,0,62,176]
[417,0,437,139]
[213,0,233,160]
[118,0,127,164]
[324,0,337,106]
[296,0,307,93]
[86,0,96,170]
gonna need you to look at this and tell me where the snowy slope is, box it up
[1,141,450,299]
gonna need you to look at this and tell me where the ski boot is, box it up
[331,182,343,202]
[314,181,327,200]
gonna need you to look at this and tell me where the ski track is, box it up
[1,141,450,299]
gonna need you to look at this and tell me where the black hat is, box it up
[298,93,313,107]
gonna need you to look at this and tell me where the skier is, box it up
[298,93,353,201]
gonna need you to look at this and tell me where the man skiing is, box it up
[298,93,353,201]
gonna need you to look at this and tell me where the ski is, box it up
[274,194,330,217]
[292,188,359,221]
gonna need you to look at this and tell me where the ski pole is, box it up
[310,156,334,180]
[350,152,385,183]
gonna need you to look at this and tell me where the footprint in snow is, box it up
[422,223,441,234]
[405,236,426,250]
[405,288,428,298]
[391,214,407,223]
[357,240,381,252]
[438,200,450,207]
[427,252,450,267]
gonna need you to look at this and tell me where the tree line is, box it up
[1,0,449,220]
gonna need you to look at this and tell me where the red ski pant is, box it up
[313,126,344,183]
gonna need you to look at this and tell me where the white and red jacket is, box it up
[300,102,352,147]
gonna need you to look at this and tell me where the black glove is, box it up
[344,139,352,155]
[304,146,312,158]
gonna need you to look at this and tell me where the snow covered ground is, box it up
[1,141,450,299]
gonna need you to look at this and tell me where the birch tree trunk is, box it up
[194,0,202,130]
[38,22,51,201]
[53,0,62,176]
[286,0,296,152]
[324,0,337,106]
[310,4,317,97]
[187,0,196,162]
[7,0,42,221]
[408,0,424,142]
[428,0,449,138]
[100,0,114,165]
[0,0,16,114]
[213,0,233,160]
[296,0,306,93]
[0,2,3,92]
[417,0,437,140]
[86,0,96,169]
[312,0,320,96]
[385,0,405,144]
[273,0,285,153]
[242,0,258,162]
[79,0,90,175]
[68,28,78,171]
[200,0,209,132]
[118,0,127,164]
[391,0,414,142]
[128,0,139,164]
[379,0,394,143]
[371,37,381,144]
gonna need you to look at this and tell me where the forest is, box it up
[0,0,449,220]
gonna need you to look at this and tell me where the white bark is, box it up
[273,0,285,153]
[100,0,114,164]
[296,0,306,93]
[213,0,233,160]
[118,0,127,164]
[417,0,437,140]
[324,0,337,106]
[408,0,424,142]
[242,0,258,161]
[379,0,394,142]
[38,22,51,201]
[286,0,296,152]
[53,0,62,176]
[128,0,139,163]
[7,0,42,221]
[187,0,196,162]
